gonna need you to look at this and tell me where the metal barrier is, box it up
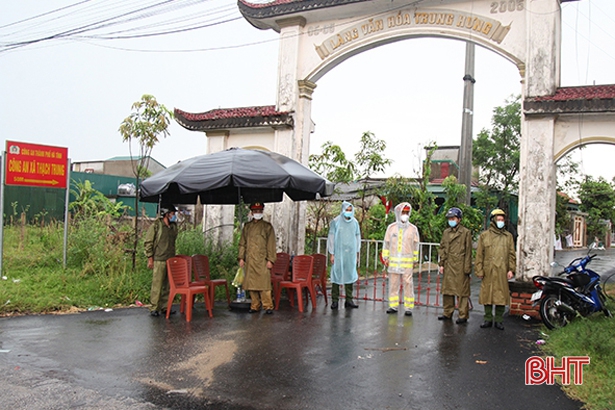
[315,238,442,307]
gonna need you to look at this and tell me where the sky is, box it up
[1,0,615,187]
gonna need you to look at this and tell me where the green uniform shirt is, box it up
[476,222,516,306]
[238,219,277,291]
[144,218,178,262]
[439,224,473,297]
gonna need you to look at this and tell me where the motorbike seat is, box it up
[550,277,575,286]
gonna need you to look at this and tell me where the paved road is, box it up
[0,295,582,410]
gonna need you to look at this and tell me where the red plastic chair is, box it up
[192,254,231,305]
[311,253,328,305]
[166,257,212,321]
[270,252,291,297]
[275,255,317,312]
[175,254,206,313]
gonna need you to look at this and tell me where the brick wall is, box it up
[509,280,540,318]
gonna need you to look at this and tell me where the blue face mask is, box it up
[496,221,505,229]
[448,220,458,228]
[343,211,353,219]
[169,214,177,223]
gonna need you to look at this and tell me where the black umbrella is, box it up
[140,148,334,204]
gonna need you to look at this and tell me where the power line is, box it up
[0,0,94,30]
[0,0,236,52]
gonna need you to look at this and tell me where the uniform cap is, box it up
[250,202,264,210]
[160,204,177,216]
[490,208,506,218]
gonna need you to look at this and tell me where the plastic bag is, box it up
[232,267,244,288]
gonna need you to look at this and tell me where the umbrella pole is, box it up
[230,186,252,311]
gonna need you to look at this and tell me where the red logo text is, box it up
[525,356,590,385]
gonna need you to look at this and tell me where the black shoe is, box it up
[438,315,452,321]
[480,321,493,328]
[455,318,468,325]
[248,309,259,314]
[386,308,398,314]
[150,311,160,317]
[331,302,339,310]
[344,301,359,309]
[404,311,413,317]
[494,322,504,330]
[265,309,273,315]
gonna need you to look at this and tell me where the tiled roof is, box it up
[524,85,615,115]
[238,0,369,20]
[531,85,615,102]
[174,105,293,131]
[239,0,298,9]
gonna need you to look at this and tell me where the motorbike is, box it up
[531,254,613,329]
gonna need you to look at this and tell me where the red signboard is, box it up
[5,141,68,189]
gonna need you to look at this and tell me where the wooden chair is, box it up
[311,253,328,305]
[275,255,317,312]
[270,252,291,297]
[166,257,212,321]
[192,254,231,305]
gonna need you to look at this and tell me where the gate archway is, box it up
[239,0,561,281]
[176,0,615,281]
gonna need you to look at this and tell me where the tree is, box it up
[383,145,441,243]
[354,131,392,234]
[119,94,172,269]
[440,176,483,238]
[308,141,356,183]
[472,95,520,225]
[577,176,615,241]
[307,141,356,252]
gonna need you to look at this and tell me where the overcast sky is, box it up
[1,0,614,185]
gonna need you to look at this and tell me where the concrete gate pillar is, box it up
[202,131,234,247]
[516,0,561,281]
[271,17,314,255]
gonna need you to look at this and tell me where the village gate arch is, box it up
[238,0,567,281]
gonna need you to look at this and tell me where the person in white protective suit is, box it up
[382,202,420,316]
[327,201,361,310]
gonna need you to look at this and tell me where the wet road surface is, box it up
[0,291,582,410]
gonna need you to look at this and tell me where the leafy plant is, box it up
[119,94,172,269]
[577,176,615,241]
[69,179,128,219]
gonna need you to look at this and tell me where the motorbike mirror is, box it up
[550,261,560,267]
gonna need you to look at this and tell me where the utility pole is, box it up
[459,42,475,206]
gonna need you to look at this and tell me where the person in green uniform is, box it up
[239,202,277,314]
[438,207,473,324]
[144,204,179,317]
[476,208,516,330]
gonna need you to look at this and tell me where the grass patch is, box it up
[1,217,239,315]
[540,285,615,410]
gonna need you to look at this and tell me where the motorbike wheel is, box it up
[539,294,573,330]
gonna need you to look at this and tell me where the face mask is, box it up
[169,214,177,223]
[448,220,457,228]
[496,221,505,229]
[253,213,263,220]
[343,211,353,219]
[400,214,409,223]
